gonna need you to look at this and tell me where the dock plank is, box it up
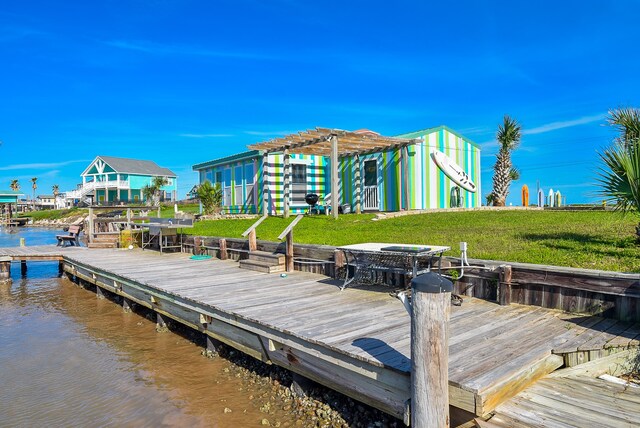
[14,246,639,420]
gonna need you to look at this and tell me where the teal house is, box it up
[66,156,178,205]
[192,126,481,215]
[0,190,21,205]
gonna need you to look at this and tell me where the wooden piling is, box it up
[0,256,11,285]
[248,229,257,252]
[499,265,513,306]
[285,231,294,272]
[411,272,452,428]
[219,238,228,260]
[21,260,28,276]
[122,297,132,312]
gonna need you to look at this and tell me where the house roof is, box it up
[395,125,480,149]
[247,127,421,157]
[82,156,177,177]
[37,194,55,199]
[192,150,260,171]
[0,190,22,196]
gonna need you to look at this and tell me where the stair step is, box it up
[88,242,118,248]
[239,259,286,273]
[248,251,285,264]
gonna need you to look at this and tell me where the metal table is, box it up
[337,242,450,290]
[137,218,194,253]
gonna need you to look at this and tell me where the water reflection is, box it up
[0,228,297,427]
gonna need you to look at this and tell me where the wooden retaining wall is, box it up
[182,236,640,322]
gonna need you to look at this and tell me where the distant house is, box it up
[36,195,56,210]
[66,156,178,205]
[0,190,21,216]
[192,126,481,215]
[186,184,200,200]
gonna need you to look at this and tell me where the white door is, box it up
[362,159,379,210]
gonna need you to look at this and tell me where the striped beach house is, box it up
[192,126,481,215]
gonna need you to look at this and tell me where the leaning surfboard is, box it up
[431,150,477,193]
[522,184,529,207]
[537,189,544,207]
[548,188,555,207]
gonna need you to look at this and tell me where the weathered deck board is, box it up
[489,375,640,427]
[4,245,640,419]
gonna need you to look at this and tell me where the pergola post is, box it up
[354,154,361,214]
[402,146,410,210]
[283,149,290,218]
[331,135,339,219]
[262,152,269,215]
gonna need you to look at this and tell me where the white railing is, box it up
[65,180,130,199]
[363,186,379,210]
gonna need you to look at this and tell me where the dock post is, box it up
[122,297,132,312]
[57,261,64,277]
[156,313,168,332]
[96,286,105,299]
[21,260,28,276]
[498,265,512,305]
[0,256,11,285]
[219,238,228,260]
[410,272,452,428]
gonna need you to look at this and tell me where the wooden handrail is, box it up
[278,214,304,272]
[242,215,267,237]
[277,214,303,241]
[242,214,268,252]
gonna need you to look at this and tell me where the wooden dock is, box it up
[1,245,640,423]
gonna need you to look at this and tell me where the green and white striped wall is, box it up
[193,126,481,214]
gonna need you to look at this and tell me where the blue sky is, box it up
[1,1,639,204]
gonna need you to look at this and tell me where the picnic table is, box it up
[136,217,194,253]
[336,242,450,290]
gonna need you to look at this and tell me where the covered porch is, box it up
[248,128,420,218]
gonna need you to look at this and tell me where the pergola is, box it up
[248,128,421,218]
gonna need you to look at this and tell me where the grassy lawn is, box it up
[18,208,88,221]
[188,210,640,272]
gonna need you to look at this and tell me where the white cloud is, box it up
[0,160,88,171]
[104,40,278,61]
[523,114,606,135]
[179,133,234,138]
[243,130,296,137]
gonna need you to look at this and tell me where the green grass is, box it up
[159,203,201,218]
[187,211,640,272]
[19,208,87,221]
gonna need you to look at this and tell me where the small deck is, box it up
[485,375,640,427]
[1,246,640,421]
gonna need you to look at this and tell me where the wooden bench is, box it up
[56,225,82,247]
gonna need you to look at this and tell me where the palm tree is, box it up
[596,107,640,240]
[31,177,38,210]
[490,115,522,206]
[52,184,60,209]
[9,179,19,191]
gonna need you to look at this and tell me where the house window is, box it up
[234,166,243,205]
[292,164,306,184]
[215,171,222,184]
[291,163,307,204]
[245,163,255,206]
[223,168,232,206]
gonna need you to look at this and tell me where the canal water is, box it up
[0,228,301,427]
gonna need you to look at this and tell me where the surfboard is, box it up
[431,150,477,193]
[522,184,529,207]
[537,189,544,207]
[555,190,562,207]
[548,188,555,207]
